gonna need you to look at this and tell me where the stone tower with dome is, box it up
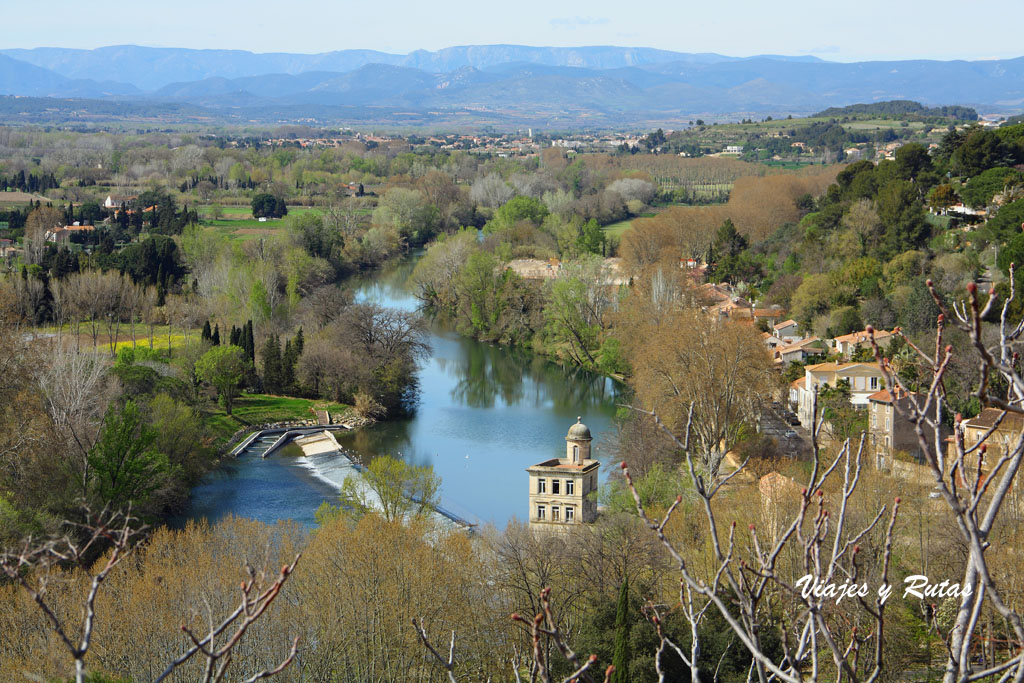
[526,417,600,529]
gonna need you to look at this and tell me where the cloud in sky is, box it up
[549,16,610,30]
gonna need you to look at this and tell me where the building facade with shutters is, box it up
[527,417,600,529]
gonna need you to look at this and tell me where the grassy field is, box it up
[199,205,322,220]
[35,324,201,354]
[602,218,634,238]
[604,212,655,238]
[197,206,324,240]
[202,393,352,446]
[0,190,48,207]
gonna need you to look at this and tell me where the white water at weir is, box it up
[272,433,471,531]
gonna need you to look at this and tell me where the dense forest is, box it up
[812,100,978,121]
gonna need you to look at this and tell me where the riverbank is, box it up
[179,253,624,527]
[411,235,631,379]
[201,393,355,450]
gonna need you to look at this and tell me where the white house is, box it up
[772,319,802,344]
[775,337,828,365]
[795,362,886,428]
[832,328,895,359]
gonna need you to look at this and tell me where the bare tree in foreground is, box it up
[621,402,897,683]
[611,270,1024,683]
[869,273,1024,682]
[0,507,300,683]
[415,586,615,683]
[0,508,143,683]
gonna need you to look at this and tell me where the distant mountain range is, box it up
[0,44,1022,127]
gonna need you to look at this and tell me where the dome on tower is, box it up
[566,416,592,441]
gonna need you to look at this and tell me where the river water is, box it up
[182,255,624,528]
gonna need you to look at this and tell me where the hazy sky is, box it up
[6,0,1023,62]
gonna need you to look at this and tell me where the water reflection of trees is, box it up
[447,335,624,410]
[336,420,413,464]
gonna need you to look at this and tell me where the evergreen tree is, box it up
[211,324,220,346]
[261,333,283,394]
[201,320,212,344]
[282,339,297,393]
[610,578,631,683]
[242,320,255,362]
[711,219,749,284]
[294,327,304,355]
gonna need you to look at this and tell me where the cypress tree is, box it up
[261,333,282,394]
[294,327,304,355]
[211,324,220,346]
[241,325,250,361]
[282,339,297,393]
[229,325,240,347]
[243,320,255,362]
[610,577,631,683]
[201,320,212,343]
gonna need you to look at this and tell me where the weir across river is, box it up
[228,426,476,531]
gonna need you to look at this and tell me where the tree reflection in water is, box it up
[332,252,624,523]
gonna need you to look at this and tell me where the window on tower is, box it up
[565,480,574,495]
[552,480,560,495]
[565,506,575,522]
[538,478,546,494]
[537,505,546,520]
[552,505,560,522]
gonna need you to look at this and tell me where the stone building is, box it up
[868,388,922,468]
[526,418,600,529]
[947,408,1024,490]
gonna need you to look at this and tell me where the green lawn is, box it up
[603,218,635,238]
[202,393,352,447]
[198,206,324,239]
[602,211,657,238]
[204,205,321,219]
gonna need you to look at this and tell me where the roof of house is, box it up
[833,329,894,345]
[963,408,1024,431]
[777,337,824,354]
[774,319,798,330]
[527,458,600,471]
[867,387,914,403]
[806,361,881,374]
[699,283,735,303]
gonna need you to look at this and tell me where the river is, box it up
[181,254,624,528]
